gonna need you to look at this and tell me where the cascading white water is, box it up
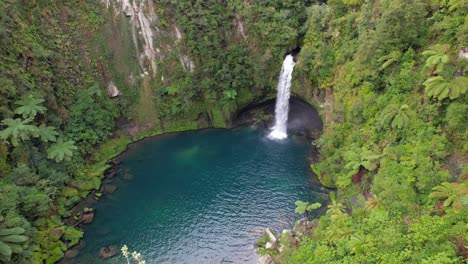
[268,54,296,140]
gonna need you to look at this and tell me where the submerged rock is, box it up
[102,184,117,194]
[98,246,118,259]
[123,173,134,180]
[105,168,118,179]
[257,254,275,264]
[64,249,80,259]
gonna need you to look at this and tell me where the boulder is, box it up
[49,228,64,240]
[107,158,121,166]
[64,249,80,259]
[293,218,308,237]
[105,168,117,179]
[265,241,277,250]
[108,81,122,98]
[265,227,278,244]
[281,229,293,238]
[98,246,118,259]
[81,211,95,224]
[76,240,87,250]
[278,245,284,253]
[257,254,275,264]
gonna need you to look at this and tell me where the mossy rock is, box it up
[48,227,65,241]
[210,108,227,128]
[44,247,64,264]
[36,230,47,243]
[63,227,83,247]
[79,190,90,199]
[62,187,79,198]
[46,216,63,229]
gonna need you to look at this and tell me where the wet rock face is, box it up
[235,97,323,139]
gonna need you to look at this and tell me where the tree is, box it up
[378,104,410,130]
[423,76,467,100]
[14,95,47,119]
[327,192,346,220]
[295,201,321,224]
[47,140,78,162]
[378,50,402,71]
[36,124,59,143]
[0,226,28,261]
[422,44,450,75]
[342,0,363,6]
[391,104,410,129]
[365,194,383,211]
[0,118,38,146]
[429,182,468,211]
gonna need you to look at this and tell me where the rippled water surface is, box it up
[68,128,324,264]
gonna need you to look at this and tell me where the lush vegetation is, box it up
[0,0,466,263]
[283,0,467,263]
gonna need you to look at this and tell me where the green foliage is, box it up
[378,50,402,71]
[223,89,238,101]
[423,76,467,100]
[295,201,321,215]
[0,227,27,261]
[36,125,59,143]
[14,95,47,119]
[378,104,411,130]
[46,140,78,162]
[444,102,467,133]
[423,44,450,74]
[429,182,468,211]
[0,118,38,146]
[65,90,117,155]
[286,0,467,262]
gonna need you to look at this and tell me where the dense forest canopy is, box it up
[0,0,466,263]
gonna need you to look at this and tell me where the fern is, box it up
[47,140,78,162]
[0,118,38,146]
[14,95,47,118]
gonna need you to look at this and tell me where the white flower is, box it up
[121,245,129,257]
[132,251,142,261]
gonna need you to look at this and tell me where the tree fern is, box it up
[424,76,467,100]
[47,140,78,162]
[0,118,38,146]
[378,50,402,70]
[429,182,468,211]
[391,104,409,129]
[422,44,450,74]
[14,95,47,119]
[35,124,59,143]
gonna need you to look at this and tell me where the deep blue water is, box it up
[67,128,324,264]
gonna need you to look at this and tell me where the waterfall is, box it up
[268,55,296,140]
